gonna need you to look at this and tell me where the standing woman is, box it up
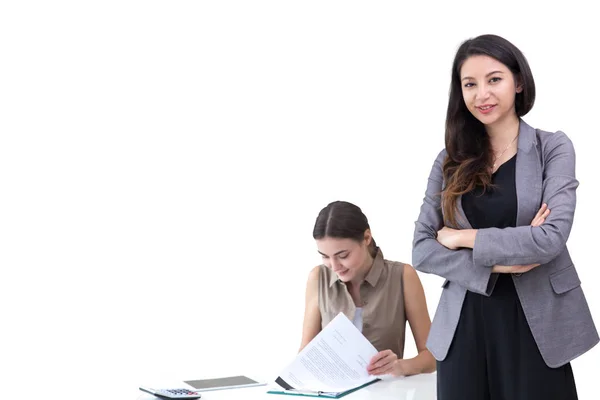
[412,34,598,399]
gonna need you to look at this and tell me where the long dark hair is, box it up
[442,34,536,226]
[313,201,378,257]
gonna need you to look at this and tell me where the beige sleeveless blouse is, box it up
[318,248,406,357]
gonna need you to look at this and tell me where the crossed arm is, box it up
[437,204,550,274]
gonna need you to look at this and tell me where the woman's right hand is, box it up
[530,203,550,227]
[491,204,550,274]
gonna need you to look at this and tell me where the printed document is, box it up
[273,312,379,395]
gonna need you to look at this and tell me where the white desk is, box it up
[137,373,436,400]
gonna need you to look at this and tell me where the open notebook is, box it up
[267,313,381,398]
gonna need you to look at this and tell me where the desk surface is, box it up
[137,373,436,400]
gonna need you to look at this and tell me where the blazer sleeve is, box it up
[412,149,494,296]
[472,131,578,267]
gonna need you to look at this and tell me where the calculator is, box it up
[139,386,202,399]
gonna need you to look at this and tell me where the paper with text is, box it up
[275,312,379,393]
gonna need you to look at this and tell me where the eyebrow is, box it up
[318,249,349,256]
[461,70,505,81]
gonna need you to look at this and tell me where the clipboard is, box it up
[267,378,380,398]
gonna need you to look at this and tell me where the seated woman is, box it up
[300,201,436,376]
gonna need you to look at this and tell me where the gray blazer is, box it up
[412,119,598,368]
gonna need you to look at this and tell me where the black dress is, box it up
[436,155,578,400]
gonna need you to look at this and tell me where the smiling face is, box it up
[460,55,523,128]
[316,232,372,283]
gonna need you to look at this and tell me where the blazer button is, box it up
[363,323,370,329]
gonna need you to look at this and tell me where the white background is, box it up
[1,1,599,399]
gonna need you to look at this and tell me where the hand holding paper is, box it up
[367,349,398,376]
[268,313,381,398]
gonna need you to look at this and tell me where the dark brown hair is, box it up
[313,201,377,257]
[443,34,536,226]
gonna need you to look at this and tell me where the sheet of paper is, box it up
[275,312,378,393]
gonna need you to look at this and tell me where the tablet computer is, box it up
[184,375,266,392]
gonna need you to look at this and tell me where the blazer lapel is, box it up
[515,119,543,226]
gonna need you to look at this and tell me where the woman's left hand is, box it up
[436,226,462,250]
[367,350,398,376]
